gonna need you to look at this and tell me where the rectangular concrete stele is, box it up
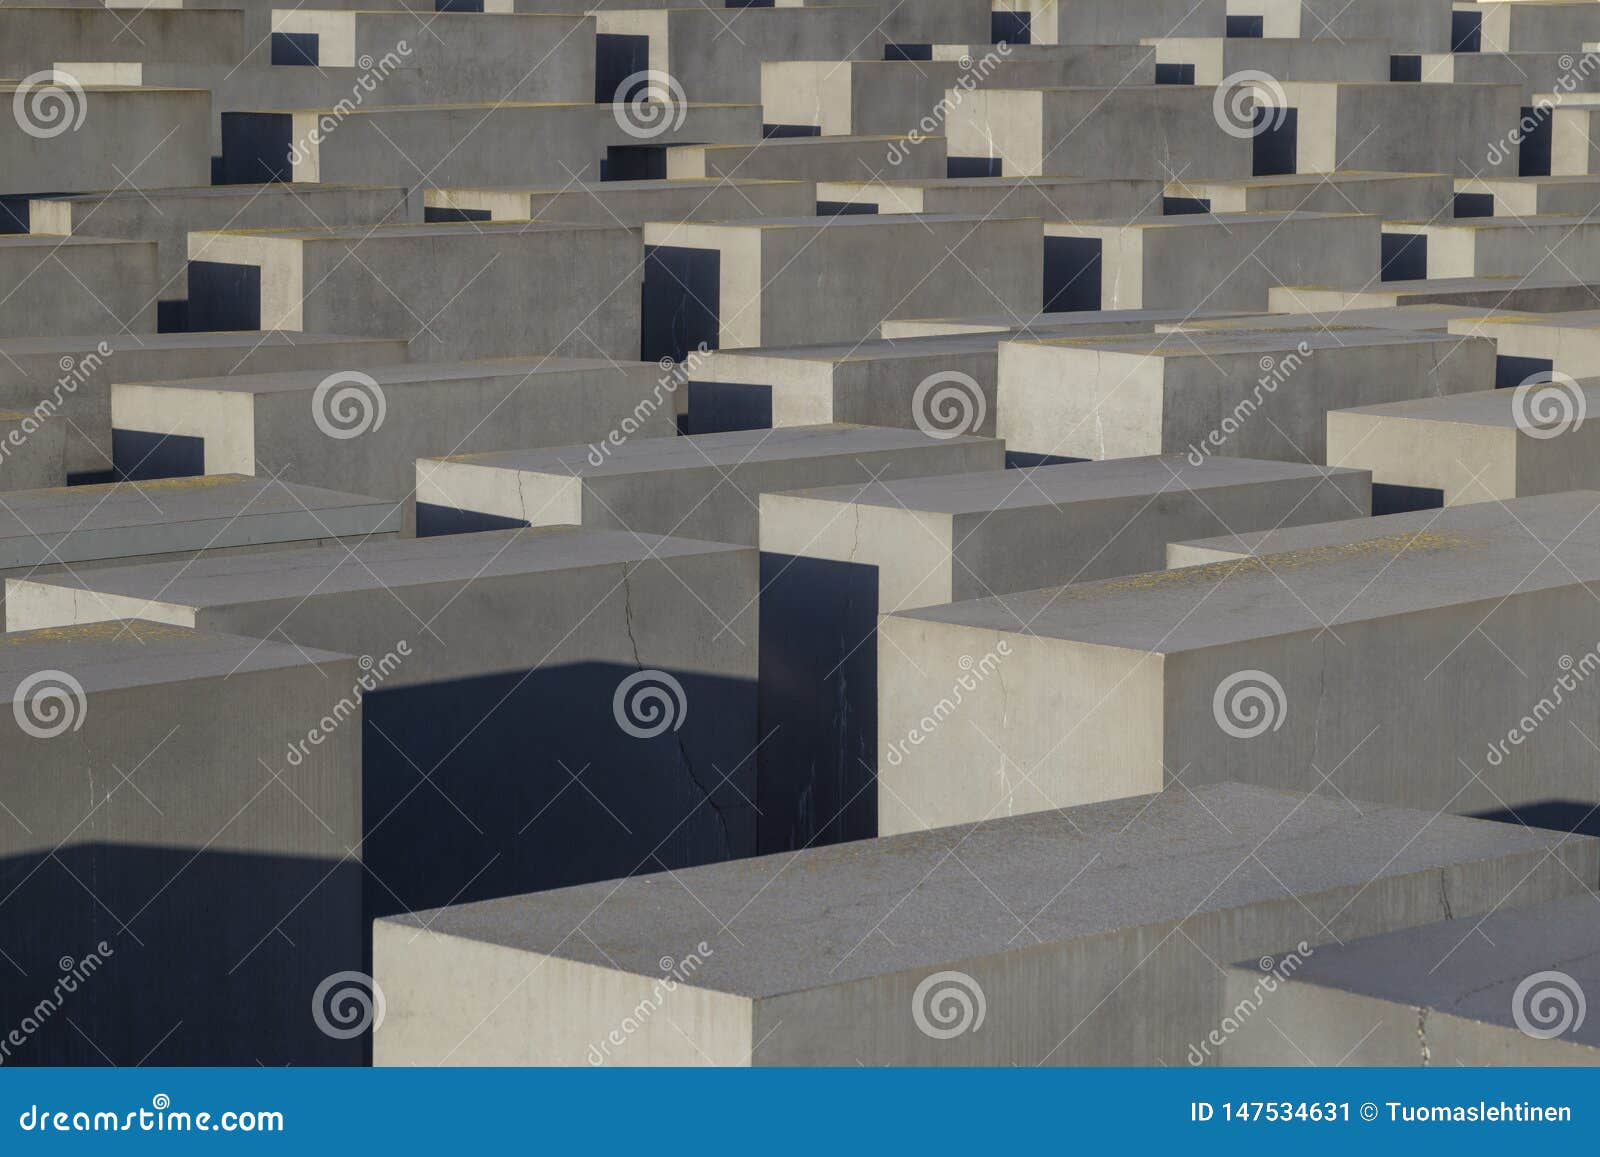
[1157,304,1514,335]
[881,490,1600,835]
[758,48,1159,137]
[1417,49,1600,102]
[0,236,158,339]
[1326,382,1600,509]
[1043,211,1379,313]
[813,176,1162,219]
[0,332,410,481]
[0,8,247,71]
[6,527,759,914]
[109,357,674,508]
[994,326,1494,464]
[26,185,413,324]
[879,307,1255,338]
[1447,309,1600,384]
[1455,175,1600,217]
[0,85,212,197]
[664,135,946,182]
[1478,0,1600,53]
[639,215,1042,352]
[218,102,761,188]
[1383,215,1600,280]
[1265,81,1522,178]
[1162,172,1455,220]
[0,620,362,1065]
[416,424,1004,545]
[268,11,594,104]
[0,473,399,621]
[1217,894,1600,1066]
[183,224,643,362]
[1229,0,1454,52]
[0,406,67,490]
[945,86,1255,179]
[1147,35,1392,84]
[1269,275,1600,313]
[370,783,1599,1066]
[594,6,887,104]
[755,456,1369,851]
[990,0,1226,45]
[424,180,815,226]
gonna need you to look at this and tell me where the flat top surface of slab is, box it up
[1030,326,1452,357]
[1172,171,1445,189]
[1332,383,1599,428]
[774,457,1363,516]
[380,783,1573,998]
[0,620,348,697]
[0,332,395,356]
[651,213,1022,231]
[889,308,1251,330]
[1454,308,1600,331]
[710,334,1014,363]
[1294,275,1598,295]
[898,491,1600,651]
[120,355,641,393]
[13,528,746,609]
[441,179,802,194]
[199,221,622,242]
[433,424,996,477]
[1391,213,1599,230]
[1257,894,1600,1046]
[1172,305,1500,331]
[0,234,147,250]
[32,183,407,204]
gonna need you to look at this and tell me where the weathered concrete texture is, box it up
[760,49,1158,136]
[1456,175,1600,217]
[1477,0,1600,53]
[425,180,814,226]
[597,6,886,104]
[1163,172,1454,219]
[883,491,1600,835]
[371,783,1599,1065]
[665,134,946,181]
[815,176,1160,217]
[110,357,674,511]
[1270,275,1600,313]
[1044,211,1378,312]
[416,424,1003,546]
[946,85,1255,179]
[0,620,363,1065]
[0,8,246,71]
[1446,308,1600,382]
[880,307,1253,339]
[1148,35,1391,84]
[1418,49,1600,102]
[1216,894,1600,1065]
[184,223,643,361]
[995,326,1493,464]
[991,0,1225,45]
[1158,304,1510,335]
[1326,382,1600,506]
[1268,81,1522,177]
[1383,215,1600,280]
[0,410,66,490]
[0,235,158,338]
[0,84,211,197]
[640,215,1042,351]
[28,184,413,322]
[756,456,1368,851]
[7,528,760,913]
[0,331,409,480]
[1232,0,1454,51]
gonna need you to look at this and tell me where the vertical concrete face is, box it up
[0,85,212,196]
[1164,173,1454,219]
[1382,218,1600,280]
[0,621,364,1065]
[0,236,159,338]
[992,0,1227,45]
[371,784,1598,1065]
[425,180,815,225]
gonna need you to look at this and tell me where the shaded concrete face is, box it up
[371,784,1598,1065]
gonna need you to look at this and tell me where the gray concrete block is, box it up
[1447,307,1600,381]
[1216,895,1600,1065]
[416,424,1004,546]
[370,782,1598,1065]
[995,326,1493,463]
[0,235,158,338]
[1456,175,1600,217]
[0,331,410,479]
[1383,215,1600,280]
[0,620,363,1064]
[1165,172,1454,219]
[881,489,1600,833]
[1478,0,1600,53]
[184,223,643,361]
[1269,275,1600,313]
[992,0,1226,45]
[1158,304,1510,335]
[0,409,66,490]
[1419,49,1600,102]
[0,8,246,71]
[1234,0,1453,52]
[425,179,815,226]
[756,456,1368,850]
[880,306,1253,338]
[665,134,946,182]
[815,175,1161,217]
[1148,35,1391,83]
[8,527,760,913]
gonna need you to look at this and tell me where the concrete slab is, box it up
[1447,308,1600,383]
[1232,0,1454,52]
[1147,35,1391,84]
[815,175,1161,218]
[425,179,814,226]
[991,0,1226,45]
[1269,274,1600,313]
[880,307,1254,338]
[371,782,1598,1064]
[1382,215,1600,280]
[664,134,946,182]
[0,234,158,338]
[1163,172,1454,219]
[1455,174,1600,217]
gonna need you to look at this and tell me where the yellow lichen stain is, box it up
[2,620,189,647]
